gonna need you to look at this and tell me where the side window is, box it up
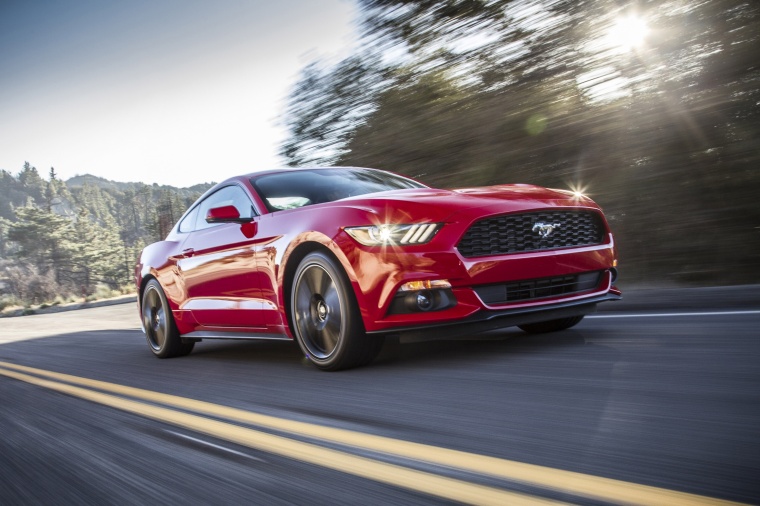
[194,185,255,231]
[178,206,200,233]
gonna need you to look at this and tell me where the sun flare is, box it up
[609,15,649,52]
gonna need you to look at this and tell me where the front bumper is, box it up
[369,291,621,341]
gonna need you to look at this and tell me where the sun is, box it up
[577,13,650,101]
[608,15,649,52]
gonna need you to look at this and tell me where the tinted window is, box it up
[194,185,255,231]
[250,168,426,212]
[178,206,199,233]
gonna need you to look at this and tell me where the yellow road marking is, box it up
[0,365,562,505]
[0,361,747,506]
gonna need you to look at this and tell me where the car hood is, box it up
[339,185,599,223]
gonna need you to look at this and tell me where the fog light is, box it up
[393,287,457,314]
[405,289,437,312]
[416,291,433,311]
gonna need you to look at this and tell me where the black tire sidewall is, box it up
[142,279,190,358]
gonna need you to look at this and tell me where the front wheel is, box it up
[141,279,194,358]
[291,251,383,371]
[518,315,584,334]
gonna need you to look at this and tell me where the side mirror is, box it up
[205,205,252,224]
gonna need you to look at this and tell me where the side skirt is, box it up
[182,331,291,343]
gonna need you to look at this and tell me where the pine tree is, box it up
[8,205,74,287]
[18,162,47,205]
[70,208,123,294]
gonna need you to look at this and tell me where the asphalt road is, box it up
[0,287,758,505]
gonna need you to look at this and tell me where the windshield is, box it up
[250,168,427,212]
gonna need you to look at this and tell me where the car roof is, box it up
[242,166,371,180]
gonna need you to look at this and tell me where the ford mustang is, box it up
[136,167,620,370]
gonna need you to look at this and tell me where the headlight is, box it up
[344,223,441,246]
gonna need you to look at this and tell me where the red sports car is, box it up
[136,167,620,370]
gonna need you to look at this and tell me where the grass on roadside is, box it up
[0,283,136,317]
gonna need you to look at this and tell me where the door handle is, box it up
[181,248,195,258]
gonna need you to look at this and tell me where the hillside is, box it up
[65,174,214,197]
[0,163,215,304]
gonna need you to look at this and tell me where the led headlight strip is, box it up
[345,223,441,246]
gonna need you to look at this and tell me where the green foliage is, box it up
[8,206,75,284]
[343,69,478,186]
[1,261,60,304]
[282,0,760,285]
[0,216,10,258]
[0,294,22,312]
[18,162,47,205]
[280,55,391,166]
[0,170,32,220]
[0,164,213,305]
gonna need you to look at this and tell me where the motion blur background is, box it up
[1,0,758,308]
[281,0,760,287]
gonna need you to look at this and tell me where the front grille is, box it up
[457,210,604,258]
[474,271,602,305]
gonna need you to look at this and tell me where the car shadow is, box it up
[373,327,596,368]
[0,325,619,376]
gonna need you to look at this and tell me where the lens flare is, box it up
[568,183,590,200]
[609,15,649,52]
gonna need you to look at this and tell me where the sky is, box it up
[0,0,358,187]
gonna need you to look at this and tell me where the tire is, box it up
[518,315,584,334]
[141,279,194,358]
[291,251,383,371]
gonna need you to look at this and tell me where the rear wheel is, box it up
[142,279,194,358]
[291,251,383,371]
[518,315,584,334]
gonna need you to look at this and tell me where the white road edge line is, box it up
[589,310,760,319]
[165,429,266,462]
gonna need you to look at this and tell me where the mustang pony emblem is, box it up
[532,222,561,238]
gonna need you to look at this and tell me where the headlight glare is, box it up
[345,223,441,246]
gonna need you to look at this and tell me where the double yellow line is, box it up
[0,361,744,505]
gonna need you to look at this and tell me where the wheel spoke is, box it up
[155,306,166,347]
[319,267,334,294]
[142,310,152,333]
[142,293,153,338]
[298,271,315,299]
[142,291,154,324]
[322,283,343,355]
[306,266,326,296]
[295,283,312,323]
[323,283,340,313]
[321,317,341,353]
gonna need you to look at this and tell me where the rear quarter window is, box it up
[178,206,199,233]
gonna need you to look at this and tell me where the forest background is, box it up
[1,0,758,312]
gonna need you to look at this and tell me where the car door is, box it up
[176,184,268,329]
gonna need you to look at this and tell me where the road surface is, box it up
[1,286,758,505]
